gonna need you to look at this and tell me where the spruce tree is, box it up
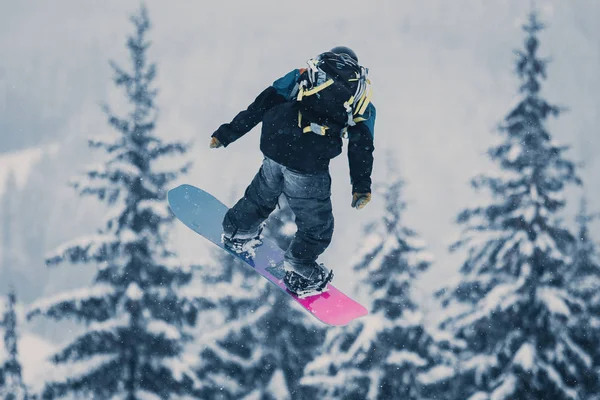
[568,198,600,398]
[438,11,589,400]
[194,202,325,400]
[0,288,28,400]
[27,5,198,399]
[249,202,325,400]
[302,162,450,400]
[192,249,267,399]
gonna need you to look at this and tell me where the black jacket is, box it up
[212,69,376,194]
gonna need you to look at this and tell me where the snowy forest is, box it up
[1,1,599,399]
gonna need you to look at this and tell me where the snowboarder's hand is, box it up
[351,192,371,209]
[209,137,223,148]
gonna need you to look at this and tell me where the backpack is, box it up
[293,52,372,137]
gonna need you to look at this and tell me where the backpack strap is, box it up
[287,68,307,100]
[344,95,355,126]
[297,79,334,100]
[298,109,330,135]
[303,123,329,136]
[355,79,373,116]
[340,115,369,138]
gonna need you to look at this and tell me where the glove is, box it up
[209,137,223,148]
[351,192,371,209]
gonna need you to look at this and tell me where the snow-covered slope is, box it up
[0,145,59,196]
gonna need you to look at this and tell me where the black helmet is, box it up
[330,46,358,62]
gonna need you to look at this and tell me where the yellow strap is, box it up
[353,79,373,114]
[344,95,355,111]
[302,79,334,96]
[298,111,302,128]
[340,118,367,139]
[303,124,328,135]
[357,87,373,115]
[354,93,366,115]
[297,87,304,101]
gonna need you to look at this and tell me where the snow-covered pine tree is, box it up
[187,190,267,399]
[568,198,600,398]
[194,201,325,400]
[246,201,325,400]
[0,288,28,400]
[301,159,451,400]
[27,5,199,399]
[438,11,590,400]
[190,250,266,399]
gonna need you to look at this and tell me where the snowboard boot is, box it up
[222,225,264,258]
[283,261,334,298]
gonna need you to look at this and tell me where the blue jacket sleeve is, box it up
[211,70,301,147]
[347,103,376,194]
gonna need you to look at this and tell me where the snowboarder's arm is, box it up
[211,86,285,147]
[347,103,376,195]
[211,69,304,147]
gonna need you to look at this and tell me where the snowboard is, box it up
[167,184,368,326]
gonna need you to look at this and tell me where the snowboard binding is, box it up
[284,263,334,298]
[222,225,264,259]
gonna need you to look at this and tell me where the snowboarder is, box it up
[209,46,375,297]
